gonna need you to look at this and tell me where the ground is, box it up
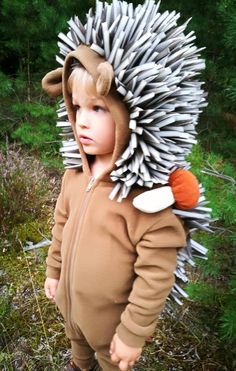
[0,246,233,370]
[0,153,235,370]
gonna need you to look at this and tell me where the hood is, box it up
[42,0,207,201]
[62,45,130,182]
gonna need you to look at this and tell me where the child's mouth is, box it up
[79,135,93,144]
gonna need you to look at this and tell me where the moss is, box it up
[0,249,68,369]
[0,294,11,318]
[12,220,51,245]
[1,249,235,370]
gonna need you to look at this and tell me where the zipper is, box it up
[66,176,96,329]
[86,176,96,192]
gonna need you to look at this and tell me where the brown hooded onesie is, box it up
[45,45,186,370]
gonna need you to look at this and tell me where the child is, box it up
[42,1,207,370]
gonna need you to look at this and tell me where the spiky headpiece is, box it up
[46,0,207,202]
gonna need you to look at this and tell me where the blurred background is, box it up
[0,1,235,370]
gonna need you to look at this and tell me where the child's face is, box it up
[72,84,115,160]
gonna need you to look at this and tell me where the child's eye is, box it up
[93,105,105,112]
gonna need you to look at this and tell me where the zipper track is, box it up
[66,176,95,329]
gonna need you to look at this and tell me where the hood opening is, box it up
[62,45,130,179]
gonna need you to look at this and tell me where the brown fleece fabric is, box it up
[47,170,186,348]
[42,67,63,97]
[45,44,186,359]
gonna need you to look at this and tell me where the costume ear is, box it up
[96,62,114,96]
[41,68,63,97]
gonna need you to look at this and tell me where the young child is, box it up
[42,1,207,370]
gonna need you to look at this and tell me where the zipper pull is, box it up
[86,176,95,192]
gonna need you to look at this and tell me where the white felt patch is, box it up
[133,186,175,213]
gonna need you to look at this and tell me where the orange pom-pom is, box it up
[168,169,200,210]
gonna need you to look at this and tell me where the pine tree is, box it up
[0,0,91,145]
[0,0,92,77]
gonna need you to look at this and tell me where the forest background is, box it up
[0,0,235,370]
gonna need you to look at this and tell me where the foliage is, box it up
[10,101,59,155]
[0,0,92,166]
[158,0,236,171]
[0,0,91,76]
[0,74,62,168]
[0,71,13,97]
[160,0,236,112]
[219,291,236,341]
[12,121,58,151]
[0,146,58,249]
[188,145,236,344]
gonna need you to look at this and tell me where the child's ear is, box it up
[42,68,63,97]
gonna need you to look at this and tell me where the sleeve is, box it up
[116,212,186,348]
[46,171,69,279]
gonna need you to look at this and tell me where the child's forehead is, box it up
[72,88,105,105]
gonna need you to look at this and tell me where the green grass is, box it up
[187,144,236,346]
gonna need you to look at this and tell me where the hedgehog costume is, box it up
[42,1,212,370]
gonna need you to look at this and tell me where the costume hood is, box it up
[63,45,130,183]
[42,0,207,202]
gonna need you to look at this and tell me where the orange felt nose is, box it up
[168,169,200,210]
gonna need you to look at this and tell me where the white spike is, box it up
[68,18,86,43]
[58,32,76,49]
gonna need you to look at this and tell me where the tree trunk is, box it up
[27,40,31,102]
[221,112,236,132]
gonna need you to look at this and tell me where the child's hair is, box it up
[68,66,98,97]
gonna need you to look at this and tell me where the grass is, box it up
[0,142,235,370]
[0,248,232,370]
[0,247,68,370]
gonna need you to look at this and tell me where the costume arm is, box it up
[46,171,69,279]
[116,210,186,348]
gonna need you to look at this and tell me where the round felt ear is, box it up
[41,68,63,97]
[96,62,114,96]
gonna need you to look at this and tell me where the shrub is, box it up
[0,75,62,169]
[0,146,59,249]
[11,101,59,151]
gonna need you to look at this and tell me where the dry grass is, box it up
[0,246,233,371]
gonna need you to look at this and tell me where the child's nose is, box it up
[77,109,90,128]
